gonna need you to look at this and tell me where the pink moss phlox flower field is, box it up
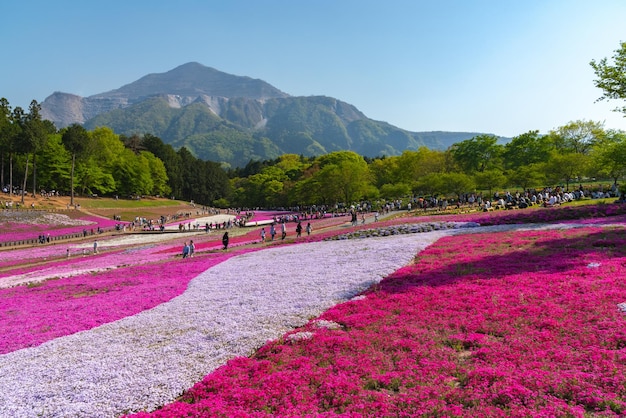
[133,224,626,417]
[411,202,626,226]
[0,212,126,243]
[2,202,626,416]
[0,245,258,354]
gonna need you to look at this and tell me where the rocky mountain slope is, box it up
[41,62,488,168]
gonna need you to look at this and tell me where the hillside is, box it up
[41,62,494,168]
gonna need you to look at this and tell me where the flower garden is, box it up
[1,203,625,417]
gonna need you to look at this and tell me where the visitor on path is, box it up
[281,222,287,240]
[306,222,312,236]
[93,240,98,254]
[270,224,276,241]
[182,242,190,258]
[260,228,266,243]
[296,221,302,237]
[189,240,195,257]
[222,232,229,250]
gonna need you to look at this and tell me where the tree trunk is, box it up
[9,153,13,197]
[70,153,75,207]
[32,152,37,198]
[21,154,29,204]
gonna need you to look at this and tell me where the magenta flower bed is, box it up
[133,226,626,417]
[1,214,127,243]
[0,248,258,354]
[412,202,626,226]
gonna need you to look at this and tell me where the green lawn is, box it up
[74,197,186,210]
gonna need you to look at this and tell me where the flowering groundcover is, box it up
[135,225,626,417]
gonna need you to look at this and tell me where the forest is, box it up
[1,98,625,210]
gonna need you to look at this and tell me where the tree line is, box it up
[0,99,229,206]
[1,98,625,210]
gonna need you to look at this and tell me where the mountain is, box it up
[41,62,490,168]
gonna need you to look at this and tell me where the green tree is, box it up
[589,130,626,186]
[440,172,475,200]
[141,151,171,196]
[37,133,71,191]
[544,152,589,190]
[502,130,553,170]
[61,124,90,206]
[141,133,183,198]
[0,98,21,196]
[369,156,398,188]
[590,41,626,114]
[380,182,411,199]
[507,164,547,190]
[413,173,444,198]
[17,101,49,204]
[449,134,503,173]
[314,151,371,204]
[547,120,605,155]
[474,169,507,197]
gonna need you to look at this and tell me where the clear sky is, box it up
[1,0,625,138]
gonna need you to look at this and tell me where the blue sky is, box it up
[1,0,625,137]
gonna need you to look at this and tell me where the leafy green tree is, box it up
[37,133,71,191]
[589,130,626,186]
[313,151,371,204]
[61,124,91,205]
[547,120,605,155]
[380,182,411,199]
[449,134,503,173]
[474,169,507,197]
[141,151,171,196]
[440,172,475,200]
[502,130,553,170]
[507,164,547,190]
[369,156,398,188]
[141,133,183,198]
[0,98,21,195]
[17,101,49,204]
[544,152,589,190]
[590,41,626,114]
[413,173,444,198]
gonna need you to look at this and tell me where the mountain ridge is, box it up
[40,62,495,168]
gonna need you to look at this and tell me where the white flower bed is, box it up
[0,231,450,417]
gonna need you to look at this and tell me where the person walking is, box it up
[260,228,266,243]
[306,222,312,236]
[189,240,195,257]
[222,232,229,250]
[93,240,98,254]
[281,222,287,240]
[182,242,190,258]
[270,224,276,241]
[296,221,302,237]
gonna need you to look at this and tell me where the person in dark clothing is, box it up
[222,232,229,250]
[296,221,303,237]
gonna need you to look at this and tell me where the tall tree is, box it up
[589,130,626,186]
[449,134,503,173]
[0,98,19,195]
[17,101,48,204]
[590,41,626,114]
[547,120,605,155]
[7,106,24,197]
[502,130,553,170]
[61,123,90,206]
